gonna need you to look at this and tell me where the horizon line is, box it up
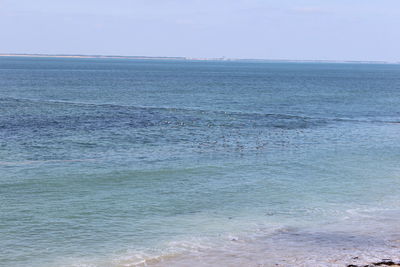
[0,53,398,64]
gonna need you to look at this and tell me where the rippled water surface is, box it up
[1,57,400,266]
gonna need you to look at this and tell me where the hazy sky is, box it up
[0,0,399,61]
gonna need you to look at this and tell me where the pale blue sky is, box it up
[0,0,399,61]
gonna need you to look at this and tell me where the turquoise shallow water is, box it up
[1,57,400,266]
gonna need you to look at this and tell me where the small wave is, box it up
[2,96,398,126]
[0,96,327,132]
[0,96,324,122]
[0,159,97,166]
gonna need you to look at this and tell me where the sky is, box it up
[0,0,399,61]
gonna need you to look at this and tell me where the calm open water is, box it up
[1,57,400,266]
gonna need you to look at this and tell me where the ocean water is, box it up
[1,57,400,267]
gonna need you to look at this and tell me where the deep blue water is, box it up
[1,57,400,266]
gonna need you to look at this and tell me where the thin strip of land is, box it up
[0,53,398,64]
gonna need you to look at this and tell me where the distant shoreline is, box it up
[0,53,187,61]
[0,53,398,64]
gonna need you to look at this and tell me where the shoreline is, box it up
[0,53,186,60]
[112,214,400,267]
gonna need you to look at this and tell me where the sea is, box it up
[1,56,400,267]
